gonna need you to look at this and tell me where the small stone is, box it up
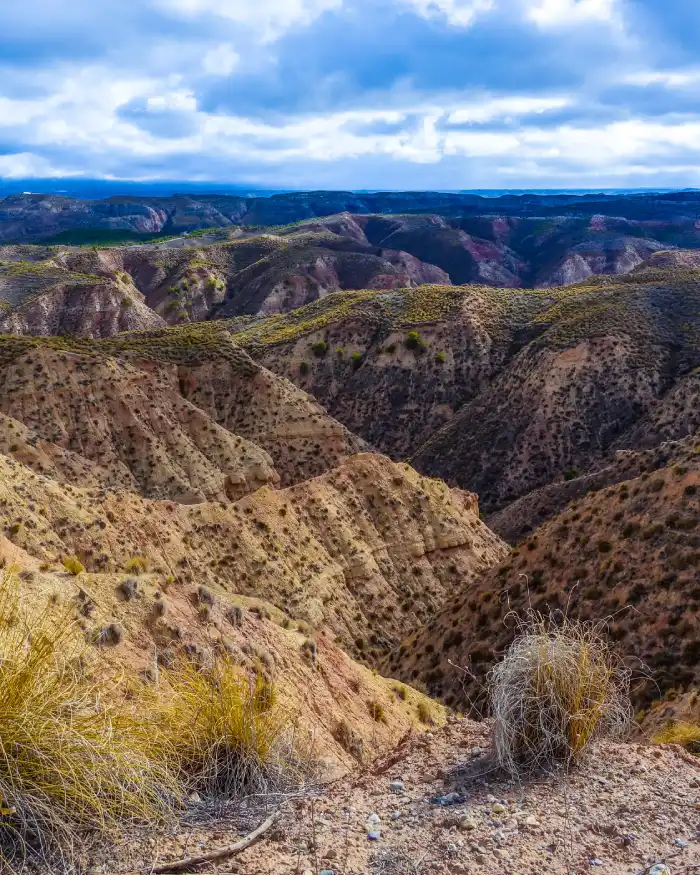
[589,860,604,867]
[188,791,202,803]
[391,811,401,820]
[319,871,334,875]
[647,866,671,875]
[366,813,381,825]
[389,780,405,793]
[523,815,540,827]
[470,747,483,758]
[491,803,507,815]
[303,870,314,875]
[458,816,477,831]
[674,838,689,848]
[367,830,381,841]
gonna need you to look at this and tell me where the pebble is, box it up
[470,747,483,758]
[647,866,671,875]
[391,811,401,820]
[523,815,540,827]
[673,838,689,848]
[491,803,507,815]
[458,815,477,831]
[589,860,604,867]
[367,830,381,841]
[431,792,468,806]
[389,780,405,793]
[366,813,380,825]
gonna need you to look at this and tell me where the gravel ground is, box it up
[103,717,700,875]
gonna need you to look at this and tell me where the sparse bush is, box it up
[392,684,408,701]
[226,605,244,627]
[92,623,123,647]
[61,555,84,576]
[416,700,433,725]
[311,340,328,358]
[299,360,309,376]
[117,577,139,600]
[489,613,631,776]
[123,556,148,575]
[435,351,446,364]
[350,351,363,370]
[196,585,215,607]
[405,330,427,353]
[300,638,317,664]
[368,700,386,723]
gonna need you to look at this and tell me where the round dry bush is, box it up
[488,613,632,777]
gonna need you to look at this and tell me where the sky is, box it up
[1,0,700,189]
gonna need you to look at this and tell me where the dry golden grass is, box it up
[653,722,700,753]
[156,654,293,798]
[0,572,180,871]
[489,612,632,776]
[60,554,85,575]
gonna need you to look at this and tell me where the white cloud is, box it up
[623,68,700,88]
[146,90,198,111]
[3,57,700,187]
[528,0,617,28]
[202,44,240,76]
[447,95,570,124]
[400,0,494,27]
[0,152,74,179]
[153,0,341,39]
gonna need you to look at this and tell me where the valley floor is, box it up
[106,719,700,875]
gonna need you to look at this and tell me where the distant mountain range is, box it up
[3,188,700,247]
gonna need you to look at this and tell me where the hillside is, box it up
[0,327,367,500]
[223,267,700,513]
[0,444,505,681]
[411,269,700,510]
[0,232,451,334]
[386,440,700,723]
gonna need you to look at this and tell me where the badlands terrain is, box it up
[0,189,699,873]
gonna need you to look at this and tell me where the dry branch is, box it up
[148,811,280,873]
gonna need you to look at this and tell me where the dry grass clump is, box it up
[0,573,179,871]
[60,554,85,575]
[653,721,700,754]
[157,655,295,799]
[489,613,632,776]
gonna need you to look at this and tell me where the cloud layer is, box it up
[1,0,699,188]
